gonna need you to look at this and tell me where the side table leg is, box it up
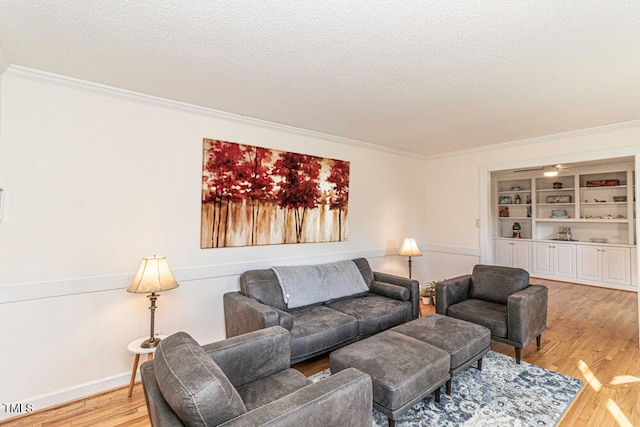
[128,354,141,398]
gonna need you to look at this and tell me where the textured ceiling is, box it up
[0,1,639,156]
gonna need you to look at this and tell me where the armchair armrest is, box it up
[373,271,419,318]
[370,280,410,301]
[202,326,290,388]
[224,292,290,338]
[507,285,548,347]
[435,275,471,315]
[222,368,373,427]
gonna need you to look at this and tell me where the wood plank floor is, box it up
[2,278,638,426]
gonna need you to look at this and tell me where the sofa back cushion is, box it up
[352,258,374,286]
[469,264,529,305]
[154,332,247,427]
[240,269,288,311]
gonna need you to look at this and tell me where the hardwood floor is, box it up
[2,279,638,426]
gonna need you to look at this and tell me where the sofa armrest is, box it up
[224,292,285,337]
[507,285,548,347]
[435,275,471,315]
[202,326,290,388]
[370,280,410,301]
[221,368,373,427]
[373,271,419,318]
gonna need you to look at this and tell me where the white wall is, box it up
[0,68,430,418]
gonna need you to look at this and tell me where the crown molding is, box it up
[425,120,640,161]
[3,65,421,159]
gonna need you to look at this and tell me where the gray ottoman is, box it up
[392,313,491,394]
[330,330,450,427]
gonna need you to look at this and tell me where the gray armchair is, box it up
[435,264,547,364]
[140,327,372,426]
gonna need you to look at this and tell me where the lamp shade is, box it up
[398,238,422,257]
[127,255,179,294]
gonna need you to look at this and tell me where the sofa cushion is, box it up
[239,269,288,311]
[154,332,247,426]
[289,306,358,361]
[447,299,508,338]
[352,258,375,286]
[236,368,312,411]
[469,264,529,305]
[327,295,412,336]
[272,260,369,309]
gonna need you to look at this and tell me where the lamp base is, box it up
[140,336,162,348]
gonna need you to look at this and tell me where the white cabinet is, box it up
[577,245,630,286]
[531,242,576,279]
[495,239,530,270]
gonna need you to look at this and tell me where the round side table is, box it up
[127,335,167,397]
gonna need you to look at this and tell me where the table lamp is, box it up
[127,255,179,348]
[398,237,422,279]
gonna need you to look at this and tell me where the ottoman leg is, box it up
[435,387,441,402]
[515,347,521,364]
[445,379,451,395]
[478,357,483,371]
[536,334,541,347]
[389,417,396,427]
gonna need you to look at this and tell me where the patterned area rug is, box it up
[309,351,583,426]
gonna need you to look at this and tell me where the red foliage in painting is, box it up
[326,159,350,240]
[238,145,275,245]
[202,140,245,247]
[272,152,322,243]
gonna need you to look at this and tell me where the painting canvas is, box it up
[201,139,350,248]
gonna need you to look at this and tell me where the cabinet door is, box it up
[494,240,513,267]
[512,241,531,271]
[602,247,630,285]
[531,243,552,275]
[577,246,600,281]
[554,243,576,278]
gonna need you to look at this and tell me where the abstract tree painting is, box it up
[201,139,350,248]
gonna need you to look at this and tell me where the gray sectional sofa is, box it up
[224,258,419,364]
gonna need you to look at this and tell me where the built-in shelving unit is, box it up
[492,158,637,291]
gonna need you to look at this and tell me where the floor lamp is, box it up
[398,237,422,279]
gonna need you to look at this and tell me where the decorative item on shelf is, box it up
[590,238,608,243]
[553,182,563,189]
[613,196,627,202]
[499,206,509,217]
[127,255,179,348]
[512,222,522,238]
[499,195,512,204]
[594,199,606,203]
[525,194,531,204]
[398,237,422,279]
[556,227,572,241]
[527,206,532,218]
[511,186,521,191]
[547,195,572,203]
[586,179,620,187]
[551,209,569,218]
[514,194,521,204]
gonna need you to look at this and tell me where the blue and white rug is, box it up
[309,351,583,427]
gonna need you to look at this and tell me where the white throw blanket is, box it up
[271,260,370,309]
